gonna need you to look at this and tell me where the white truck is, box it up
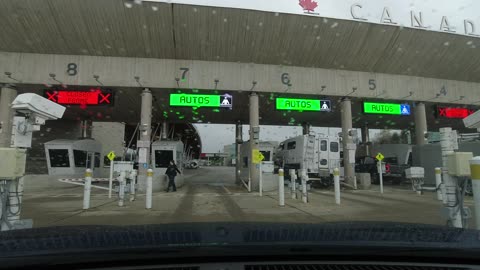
[275,134,342,187]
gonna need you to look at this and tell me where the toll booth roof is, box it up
[151,140,183,146]
[44,139,102,149]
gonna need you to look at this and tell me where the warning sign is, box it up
[252,149,265,164]
[107,151,116,161]
[376,153,385,161]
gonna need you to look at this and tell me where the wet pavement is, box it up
[19,166,475,228]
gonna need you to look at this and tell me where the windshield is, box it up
[1,0,480,256]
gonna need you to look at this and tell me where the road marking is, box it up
[222,185,232,194]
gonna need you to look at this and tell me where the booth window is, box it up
[243,157,248,168]
[287,141,296,150]
[48,149,70,168]
[320,140,327,151]
[73,150,87,167]
[260,151,271,161]
[330,142,339,152]
[155,150,173,168]
[94,153,101,168]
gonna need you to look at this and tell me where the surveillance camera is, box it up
[11,93,66,125]
[464,110,480,129]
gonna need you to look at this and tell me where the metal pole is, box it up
[83,169,92,210]
[377,161,384,194]
[259,163,263,196]
[290,169,297,199]
[300,169,308,203]
[130,169,137,202]
[278,169,285,206]
[440,127,462,228]
[334,168,341,205]
[161,121,168,140]
[146,169,153,209]
[235,121,243,185]
[108,161,114,198]
[470,157,480,230]
[435,167,443,201]
[118,171,126,207]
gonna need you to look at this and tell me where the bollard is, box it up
[377,161,384,194]
[146,169,153,209]
[289,169,297,199]
[434,168,443,201]
[83,169,92,210]
[118,171,126,207]
[278,169,285,206]
[470,157,480,230]
[334,168,341,205]
[300,169,308,203]
[130,170,137,202]
[108,161,114,198]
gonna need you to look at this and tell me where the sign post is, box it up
[252,149,265,195]
[376,153,385,194]
[107,151,116,198]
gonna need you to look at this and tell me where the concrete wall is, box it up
[1,52,479,105]
[26,120,82,174]
[91,122,126,177]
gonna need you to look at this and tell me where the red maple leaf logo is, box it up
[299,0,318,13]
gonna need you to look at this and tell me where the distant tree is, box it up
[373,130,406,144]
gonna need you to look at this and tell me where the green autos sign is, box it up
[276,98,331,112]
[363,102,411,116]
[170,94,232,108]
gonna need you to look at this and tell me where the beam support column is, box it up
[0,87,17,147]
[249,93,260,191]
[137,88,152,192]
[414,103,428,145]
[341,98,355,187]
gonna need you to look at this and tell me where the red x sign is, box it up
[99,93,111,104]
[46,91,58,102]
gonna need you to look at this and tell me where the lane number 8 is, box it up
[67,63,78,76]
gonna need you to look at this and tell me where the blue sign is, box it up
[143,163,148,168]
[400,104,411,116]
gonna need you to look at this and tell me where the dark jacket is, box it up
[166,164,181,177]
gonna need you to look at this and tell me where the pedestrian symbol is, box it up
[107,151,116,161]
[320,100,331,112]
[221,97,230,105]
[220,94,233,108]
[400,104,411,116]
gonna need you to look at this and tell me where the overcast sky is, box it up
[194,124,392,153]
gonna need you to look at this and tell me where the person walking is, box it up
[165,160,181,192]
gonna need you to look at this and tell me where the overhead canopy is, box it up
[1,0,480,83]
